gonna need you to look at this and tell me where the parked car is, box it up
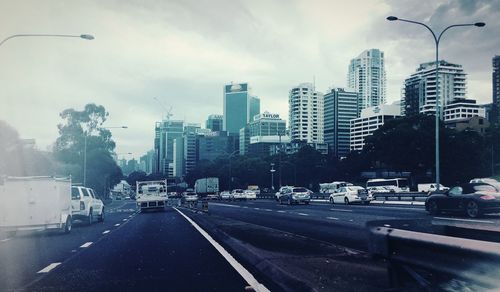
[71,186,105,224]
[182,192,198,202]
[219,191,233,200]
[425,183,500,218]
[330,186,370,205]
[231,189,246,200]
[279,187,311,205]
[275,186,293,201]
[244,190,257,200]
[469,178,500,190]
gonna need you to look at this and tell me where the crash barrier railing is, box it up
[372,192,429,201]
[368,226,500,290]
[182,199,209,213]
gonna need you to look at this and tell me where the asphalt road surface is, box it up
[1,199,499,291]
[0,200,261,292]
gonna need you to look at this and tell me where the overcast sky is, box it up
[1,0,499,160]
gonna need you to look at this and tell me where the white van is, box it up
[0,176,73,235]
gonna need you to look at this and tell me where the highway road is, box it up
[1,199,499,291]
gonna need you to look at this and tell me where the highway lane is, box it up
[20,204,261,292]
[0,200,138,291]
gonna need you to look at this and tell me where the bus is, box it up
[366,178,409,192]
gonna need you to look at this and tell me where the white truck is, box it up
[136,180,168,211]
[0,176,73,235]
[194,177,219,200]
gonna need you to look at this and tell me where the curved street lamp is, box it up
[386,16,485,191]
[0,33,94,47]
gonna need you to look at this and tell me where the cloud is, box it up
[0,0,498,159]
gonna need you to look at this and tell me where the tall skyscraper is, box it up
[493,56,500,122]
[206,114,223,132]
[324,88,358,158]
[153,120,184,175]
[289,83,324,143]
[223,83,260,134]
[404,60,467,117]
[348,49,386,112]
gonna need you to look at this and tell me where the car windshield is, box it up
[1,2,499,291]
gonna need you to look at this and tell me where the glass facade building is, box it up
[223,83,260,134]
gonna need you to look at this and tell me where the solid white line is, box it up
[37,263,61,273]
[173,207,269,292]
[102,230,110,234]
[80,242,93,248]
[297,213,309,216]
[433,217,494,224]
[114,223,120,227]
[330,208,353,212]
[0,238,12,243]
[326,217,339,220]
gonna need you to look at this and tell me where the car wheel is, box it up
[344,197,349,205]
[305,201,309,205]
[64,216,72,233]
[87,209,93,225]
[427,200,440,215]
[465,200,481,218]
[279,197,283,205]
[98,208,105,222]
[329,197,334,204]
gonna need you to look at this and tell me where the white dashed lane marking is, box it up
[37,263,61,273]
[114,223,120,227]
[0,238,12,243]
[330,208,353,212]
[277,210,286,213]
[297,213,309,216]
[326,217,339,220]
[80,242,93,248]
[102,230,110,234]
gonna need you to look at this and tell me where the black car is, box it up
[425,183,500,218]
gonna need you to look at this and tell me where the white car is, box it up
[219,191,233,200]
[183,192,198,202]
[231,189,246,200]
[329,186,370,205]
[244,190,257,200]
[71,186,105,224]
[275,186,293,201]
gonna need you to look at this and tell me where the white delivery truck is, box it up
[194,177,219,200]
[136,180,168,211]
[418,183,449,193]
[0,176,73,235]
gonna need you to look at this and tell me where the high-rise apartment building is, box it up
[288,83,324,143]
[223,83,260,134]
[493,56,500,122]
[348,49,386,112]
[206,114,223,132]
[324,88,358,158]
[154,120,184,175]
[404,60,467,117]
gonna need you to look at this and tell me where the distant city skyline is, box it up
[1,0,498,159]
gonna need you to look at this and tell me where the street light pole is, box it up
[270,163,276,190]
[226,150,239,190]
[0,33,94,47]
[386,16,485,191]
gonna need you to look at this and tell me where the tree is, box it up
[53,104,122,197]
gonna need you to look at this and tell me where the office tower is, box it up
[223,83,260,134]
[324,88,358,158]
[288,83,324,143]
[153,120,184,175]
[206,114,223,132]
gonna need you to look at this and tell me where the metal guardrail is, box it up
[369,226,500,290]
[372,192,429,201]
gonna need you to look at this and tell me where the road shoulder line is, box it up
[174,207,269,292]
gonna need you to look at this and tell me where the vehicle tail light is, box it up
[480,195,496,200]
[80,202,85,210]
